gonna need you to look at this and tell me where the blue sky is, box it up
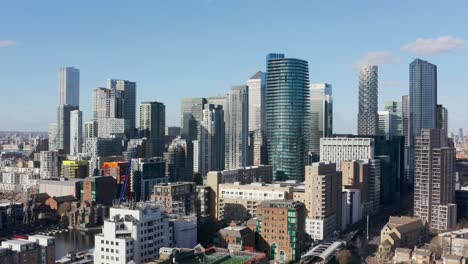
[1,0,467,133]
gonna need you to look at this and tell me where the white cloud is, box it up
[355,51,401,66]
[401,36,464,55]
[0,40,16,47]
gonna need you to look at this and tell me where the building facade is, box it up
[413,129,457,233]
[255,200,305,262]
[266,55,309,181]
[70,110,83,155]
[225,85,249,170]
[140,101,166,157]
[309,83,333,159]
[247,71,265,132]
[180,97,207,141]
[304,162,342,241]
[357,65,378,136]
[94,203,172,264]
[58,66,80,107]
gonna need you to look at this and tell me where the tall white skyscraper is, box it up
[357,65,378,135]
[309,83,333,158]
[195,104,225,176]
[70,110,83,155]
[58,67,80,107]
[247,71,265,132]
[225,85,249,169]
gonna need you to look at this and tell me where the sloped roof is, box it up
[249,71,263,80]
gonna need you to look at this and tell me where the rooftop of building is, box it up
[83,176,116,182]
[444,255,462,260]
[395,247,413,254]
[259,199,303,209]
[413,249,432,257]
[28,234,54,240]
[438,228,468,237]
[218,226,253,238]
[2,239,35,246]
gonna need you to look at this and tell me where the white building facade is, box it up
[94,203,172,264]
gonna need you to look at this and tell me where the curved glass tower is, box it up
[266,56,309,181]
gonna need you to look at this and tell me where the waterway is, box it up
[54,230,95,259]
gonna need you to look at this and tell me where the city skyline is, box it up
[1,1,467,133]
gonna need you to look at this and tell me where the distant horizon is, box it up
[1,1,467,133]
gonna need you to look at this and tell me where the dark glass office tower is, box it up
[265,55,309,181]
[408,59,437,182]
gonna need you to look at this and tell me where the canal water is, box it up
[54,230,95,259]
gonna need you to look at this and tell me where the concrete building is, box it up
[140,101,166,157]
[304,162,342,241]
[58,67,79,107]
[247,71,265,132]
[438,228,468,257]
[341,160,369,204]
[357,65,378,136]
[309,83,333,160]
[96,118,128,138]
[250,129,266,166]
[94,202,172,264]
[85,137,122,157]
[47,123,58,151]
[217,182,293,222]
[255,200,305,262]
[341,189,362,230]
[83,120,97,153]
[320,137,374,171]
[39,178,82,198]
[195,104,225,176]
[151,182,197,215]
[207,165,273,219]
[39,150,61,179]
[70,110,82,155]
[225,85,249,170]
[414,129,457,233]
[81,176,116,206]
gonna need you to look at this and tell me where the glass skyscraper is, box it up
[408,59,437,182]
[265,54,309,181]
[309,83,333,160]
[409,59,437,139]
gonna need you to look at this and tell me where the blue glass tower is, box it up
[265,55,309,181]
[408,58,437,183]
